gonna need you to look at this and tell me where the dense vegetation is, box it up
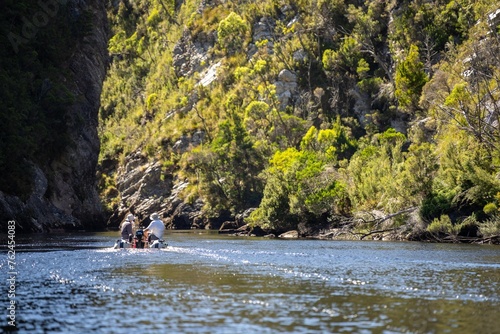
[99,0,500,241]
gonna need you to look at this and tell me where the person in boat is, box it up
[144,212,165,243]
[120,214,134,243]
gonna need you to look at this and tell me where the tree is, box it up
[441,41,500,156]
[249,122,353,231]
[300,117,357,161]
[217,12,248,54]
[395,44,429,113]
[185,113,264,216]
[346,1,393,85]
[346,129,407,212]
[421,124,500,221]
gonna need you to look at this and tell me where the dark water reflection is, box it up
[1,232,499,333]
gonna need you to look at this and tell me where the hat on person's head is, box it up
[150,212,160,221]
[126,214,135,222]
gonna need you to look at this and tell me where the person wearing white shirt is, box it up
[144,212,165,241]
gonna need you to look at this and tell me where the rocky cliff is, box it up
[0,0,109,232]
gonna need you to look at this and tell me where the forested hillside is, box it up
[99,0,500,242]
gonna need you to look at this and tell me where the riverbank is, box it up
[220,224,500,245]
[218,209,500,245]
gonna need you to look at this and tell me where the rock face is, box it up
[172,130,206,153]
[107,132,236,230]
[274,69,298,108]
[108,144,206,230]
[0,0,109,232]
[173,29,216,78]
[107,151,173,227]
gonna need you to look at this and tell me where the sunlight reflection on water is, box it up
[0,232,499,333]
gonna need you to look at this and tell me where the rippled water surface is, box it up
[1,231,500,333]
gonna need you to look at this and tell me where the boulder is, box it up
[278,69,297,82]
[219,221,241,231]
[279,230,299,239]
[253,17,274,42]
[274,69,298,108]
[172,130,206,154]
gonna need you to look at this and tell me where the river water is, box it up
[1,231,500,333]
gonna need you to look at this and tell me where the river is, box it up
[1,231,500,333]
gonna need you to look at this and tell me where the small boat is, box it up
[113,229,166,249]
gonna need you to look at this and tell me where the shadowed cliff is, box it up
[0,0,109,232]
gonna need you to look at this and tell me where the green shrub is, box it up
[420,192,453,220]
[484,203,498,215]
[427,215,457,235]
[478,217,500,238]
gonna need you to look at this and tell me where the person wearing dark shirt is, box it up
[120,214,134,242]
